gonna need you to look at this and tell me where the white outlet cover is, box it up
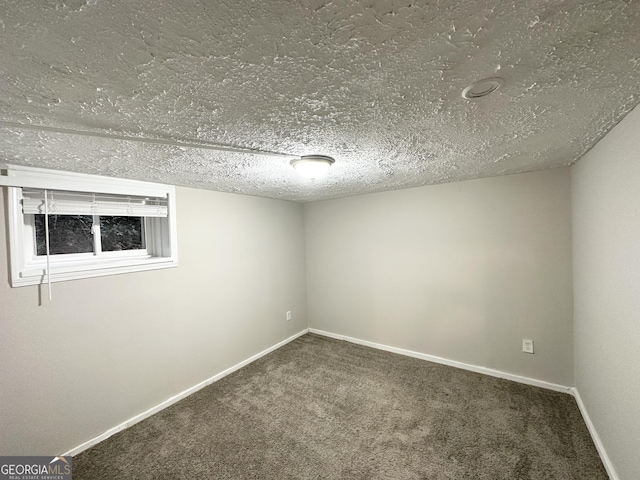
[522,339,534,354]
[286,311,292,321]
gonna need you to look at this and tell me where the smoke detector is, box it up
[462,77,504,99]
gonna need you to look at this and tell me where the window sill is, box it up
[13,257,178,287]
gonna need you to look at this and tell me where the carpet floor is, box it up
[73,334,607,479]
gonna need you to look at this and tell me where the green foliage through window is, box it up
[34,215,144,255]
[100,216,144,251]
[35,215,93,255]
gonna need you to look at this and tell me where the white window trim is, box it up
[1,165,178,287]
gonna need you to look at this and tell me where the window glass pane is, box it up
[100,216,144,251]
[35,215,94,255]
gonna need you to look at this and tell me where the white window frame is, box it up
[2,165,178,287]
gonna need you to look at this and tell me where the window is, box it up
[33,214,145,255]
[1,165,178,287]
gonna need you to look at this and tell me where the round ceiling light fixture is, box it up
[462,77,504,99]
[291,155,335,179]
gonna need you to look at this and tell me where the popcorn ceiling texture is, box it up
[0,0,639,202]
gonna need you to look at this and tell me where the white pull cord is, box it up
[44,189,52,301]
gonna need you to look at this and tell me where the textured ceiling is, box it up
[1,0,639,202]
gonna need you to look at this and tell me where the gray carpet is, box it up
[73,334,607,479]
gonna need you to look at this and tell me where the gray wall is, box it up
[304,168,574,386]
[572,104,640,479]
[0,186,307,455]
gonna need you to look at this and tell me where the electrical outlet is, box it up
[522,339,534,354]
[286,311,292,321]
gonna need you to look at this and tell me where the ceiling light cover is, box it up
[291,155,335,179]
[462,77,504,99]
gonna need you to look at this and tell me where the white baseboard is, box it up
[308,328,571,394]
[572,387,618,480]
[63,328,309,457]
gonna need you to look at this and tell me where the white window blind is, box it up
[21,188,168,217]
